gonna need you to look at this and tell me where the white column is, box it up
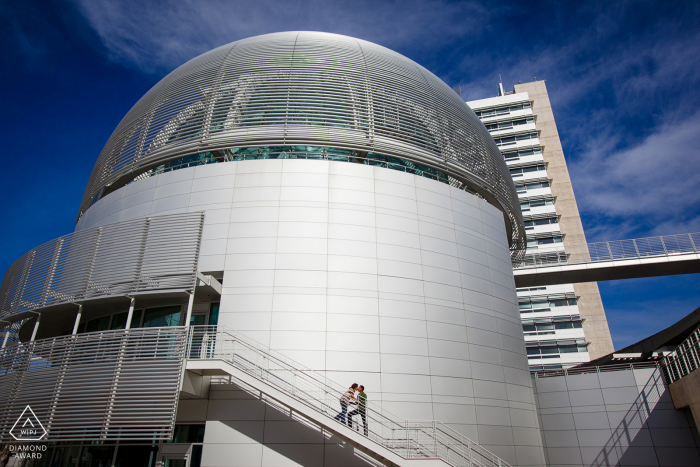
[125,297,136,330]
[72,305,83,335]
[184,292,195,327]
[1,323,11,348]
[30,313,42,342]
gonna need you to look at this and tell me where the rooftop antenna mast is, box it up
[498,75,505,97]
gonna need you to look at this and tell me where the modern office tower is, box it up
[467,82,614,372]
[0,32,545,467]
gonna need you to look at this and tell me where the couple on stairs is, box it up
[333,383,368,436]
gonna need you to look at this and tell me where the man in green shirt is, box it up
[348,385,367,436]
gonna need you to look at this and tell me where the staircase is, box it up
[184,326,511,467]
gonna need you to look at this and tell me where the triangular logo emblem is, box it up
[9,406,47,441]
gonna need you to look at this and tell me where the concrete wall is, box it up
[532,367,700,466]
[79,159,546,466]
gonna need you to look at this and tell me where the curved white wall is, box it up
[78,160,544,467]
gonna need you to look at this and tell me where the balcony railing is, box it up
[0,327,187,442]
[513,232,700,269]
[661,325,700,385]
[0,212,204,319]
[186,326,511,467]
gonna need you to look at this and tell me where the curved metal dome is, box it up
[81,31,524,253]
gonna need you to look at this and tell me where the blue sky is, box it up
[1,0,699,348]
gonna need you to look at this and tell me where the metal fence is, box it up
[0,212,204,318]
[661,325,700,385]
[0,327,187,442]
[513,232,700,269]
[531,361,660,379]
[187,326,510,467]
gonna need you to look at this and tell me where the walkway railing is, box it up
[186,326,510,467]
[531,361,659,379]
[513,232,700,269]
[661,325,700,385]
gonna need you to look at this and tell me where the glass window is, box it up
[142,306,182,328]
[190,314,207,326]
[110,312,128,330]
[554,322,573,330]
[169,424,205,443]
[550,298,576,307]
[51,446,81,467]
[526,347,540,355]
[191,445,203,467]
[85,316,111,333]
[558,345,579,353]
[80,445,115,467]
[540,347,559,355]
[130,310,144,328]
[114,445,159,467]
[522,325,536,332]
[209,303,220,326]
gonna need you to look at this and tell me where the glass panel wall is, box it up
[142,306,182,328]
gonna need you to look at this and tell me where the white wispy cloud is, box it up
[72,0,490,72]
[570,112,700,238]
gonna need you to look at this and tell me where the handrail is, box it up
[661,325,700,385]
[531,361,660,379]
[186,326,511,467]
[512,232,700,269]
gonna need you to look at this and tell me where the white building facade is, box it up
[0,32,546,467]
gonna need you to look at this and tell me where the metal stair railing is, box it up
[661,325,700,385]
[186,326,509,467]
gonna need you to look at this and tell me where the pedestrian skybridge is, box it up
[512,232,700,287]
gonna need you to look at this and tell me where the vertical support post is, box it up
[2,324,11,348]
[184,291,195,328]
[72,305,83,335]
[30,313,41,342]
[125,297,136,330]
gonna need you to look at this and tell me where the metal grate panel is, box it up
[79,31,524,255]
[0,327,187,441]
[0,212,204,319]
